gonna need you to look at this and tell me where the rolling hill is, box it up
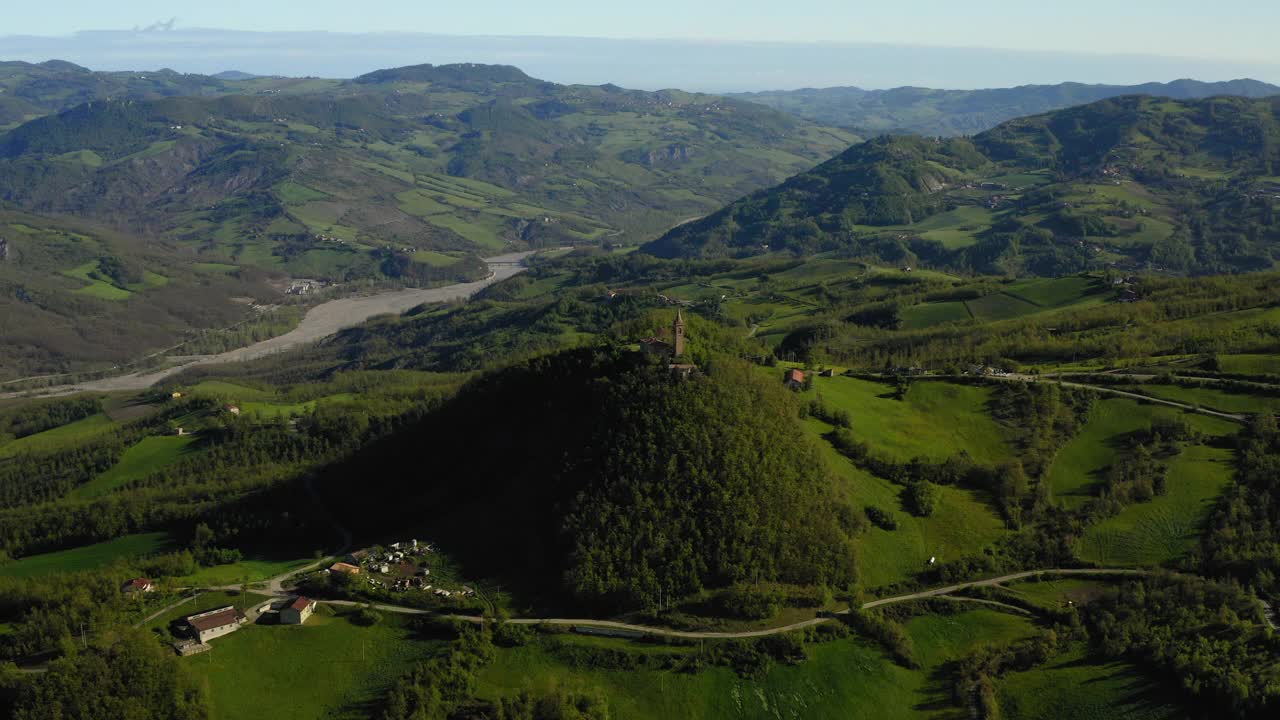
[0,61,856,379]
[731,78,1280,136]
[0,61,857,259]
[648,95,1280,276]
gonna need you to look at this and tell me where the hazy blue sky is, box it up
[4,0,1278,62]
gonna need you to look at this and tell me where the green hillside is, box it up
[0,63,856,260]
[648,95,1280,277]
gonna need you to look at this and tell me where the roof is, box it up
[289,596,315,611]
[122,578,152,590]
[330,562,359,573]
[187,606,242,632]
[785,368,805,381]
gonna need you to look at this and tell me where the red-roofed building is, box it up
[329,561,360,575]
[121,578,155,595]
[281,596,317,625]
[784,368,806,390]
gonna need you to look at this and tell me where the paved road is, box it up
[5,252,535,399]
[980,374,1250,424]
[310,568,1149,640]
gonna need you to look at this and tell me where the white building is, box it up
[186,606,246,644]
[281,596,317,625]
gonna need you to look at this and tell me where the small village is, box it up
[115,536,479,659]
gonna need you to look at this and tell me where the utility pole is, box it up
[80,622,87,650]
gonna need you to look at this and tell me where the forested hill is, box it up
[313,347,857,613]
[731,78,1280,136]
[647,95,1280,276]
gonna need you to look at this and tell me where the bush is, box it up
[905,479,939,517]
[865,505,899,530]
[351,605,382,626]
[717,584,783,620]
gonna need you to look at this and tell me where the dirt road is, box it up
[7,252,534,398]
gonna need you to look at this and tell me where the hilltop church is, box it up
[640,310,687,359]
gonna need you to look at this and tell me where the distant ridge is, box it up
[211,70,261,81]
[731,78,1280,136]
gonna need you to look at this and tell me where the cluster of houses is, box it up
[967,365,1012,377]
[326,539,477,598]
[286,279,327,296]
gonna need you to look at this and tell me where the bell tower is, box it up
[673,310,686,357]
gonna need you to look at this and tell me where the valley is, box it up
[0,49,1278,720]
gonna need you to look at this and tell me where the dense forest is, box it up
[315,347,857,613]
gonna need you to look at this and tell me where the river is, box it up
[10,251,535,397]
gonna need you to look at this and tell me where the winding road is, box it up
[174,566,1152,641]
[5,251,535,399]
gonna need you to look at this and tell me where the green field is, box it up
[185,606,441,720]
[73,436,199,498]
[0,533,171,578]
[0,413,116,458]
[1216,353,1280,375]
[1045,398,1236,509]
[62,261,134,300]
[808,377,1012,464]
[965,293,1042,322]
[1004,276,1108,308]
[1002,578,1107,610]
[900,301,971,329]
[1132,384,1280,415]
[176,556,322,587]
[809,424,1009,588]
[999,645,1187,720]
[476,609,1034,719]
[1078,444,1234,566]
[187,381,278,402]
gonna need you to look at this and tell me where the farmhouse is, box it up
[121,578,154,595]
[280,596,317,625]
[330,561,360,575]
[185,606,246,644]
[224,404,241,416]
[783,368,806,390]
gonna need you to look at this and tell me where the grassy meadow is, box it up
[73,435,199,498]
[183,606,443,720]
[476,609,1036,719]
[0,533,172,578]
[1078,444,1234,566]
[998,645,1188,720]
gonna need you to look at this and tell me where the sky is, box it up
[4,0,1279,62]
[1,2,1278,91]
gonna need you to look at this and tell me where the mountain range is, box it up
[731,78,1280,137]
